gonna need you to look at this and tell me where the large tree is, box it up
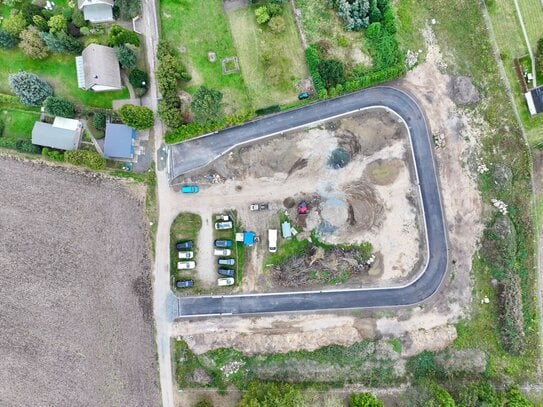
[40,31,83,53]
[114,0,141,20]
[117,104,154,129]
[43,96,75,118]
[8,71,53,106]
[19,26,48,60]
[190,86,223,124]
[317,59,345,88]
[114,44,137,69]
[2,12,28,37]
[107,24,140,47]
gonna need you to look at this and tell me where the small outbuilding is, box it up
[76,44,122,92]
[31,117,82,150]
[77,0,114,23]
[281,221,292,239]
[525,85,543,116]
[104,123,135,159]
[236,231,256,246]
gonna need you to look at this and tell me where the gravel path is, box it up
[0,157,160,407]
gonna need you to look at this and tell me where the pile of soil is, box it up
[449,76,480,104]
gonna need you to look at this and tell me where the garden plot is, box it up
[176,108,424,292]
[0,156,160,406]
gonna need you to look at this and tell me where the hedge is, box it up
[64,149,106,170]
[305,45,326,94]
[255,105,280,115]
[499,272,526,354]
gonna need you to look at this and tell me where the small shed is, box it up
[31,118,82,150]
[525,85,543,116]
[104,123,135,159]
[281,221,292,239]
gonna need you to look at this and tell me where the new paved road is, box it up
[169,86,448,317]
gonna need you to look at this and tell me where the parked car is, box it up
[297,201,309,215]
[181,185,199,193]
[249,203,270,211]
[177,261,196,270]
[214,248,232,256]
[178,251,194,259]
[215,214,230,221]
[218,258,235,266]
[218,277,235,286]
[215,221,233,230]
[176,279,194,288]
[218,268,235,277]
[176,241,193,250]
[215,239,233,248]
[298,92,309,100]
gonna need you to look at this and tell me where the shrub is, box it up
[41,147,65,161]
[499,272,525,354]
[80,26,90,36]
[114,44,137,69]
[117,104,154,129]
[268,15,285,33]
[349,392,384,407]
[43,96,75,118]
[158,97,184,129]
[305,45,325,93]
[9,71,53,107]
[108,24,140,47]
[255,105,280,115]
[0,28,18,49]
[238,382,304,407]
[0,118,5,136]
[32,14,49,31]
[255,6,270,25]
[0,93,21,105]
[156,39,177,59]
[190,86,223,124]
[48,14,67,33]
[21,3,44,24]
[406,351,438,381]
[267,3,283,17]
[62,7,73,21]
[505,387,534,406]
[71,7,86,28]
[115,0,141,20]
[155,54,185,94]
[537,37,543,75]
[15,139,41,154]
[193,398,213,407]
[68,23,82,37]
[317,59,345,88]
[40,31,83,53]
[129,69,148,88]
[64,149,106,170]
[92,111,107,130]
[19,26,48,59]
[2,12,28,37]
[329,0,370,31]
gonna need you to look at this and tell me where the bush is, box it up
[9,71,53,107]
[156,39,177,59]
[158,97,184,129]
[0,118,5,136]
[40,31,83,53]
[237,382,304,407]
[155,54,186,95]
[48,14,67,33]
[190,86,223,124]
[268,15,285,33]
[108,24,140,47]
[328,0,370,31]
[128,69,148,88]
[349,392,384,407]
[19,26,48,59]
[15,139,41,154]
[115,0,141,20]
[406,351,438,381]
[64,149,106,170]
[317,59,345,88]
[255,6,270,24]
[114,44,137,69]
[193,397,213,407]
[21,3,44,24]
[0,28,18,49]
[71,7,86,28]
[2,12,28,37]
[537,37,543,75]
[117,104,154,129]
[0,93,21,105]
[43,96,75,118]
[305,45,325,93]
[505,387,534,406]
[255,105,280,115]
[499,272,525,354]
[41,147,65,161]
[92,111,107,130]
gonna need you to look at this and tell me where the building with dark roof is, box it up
[525,85,543,116]
[104,123,135,159]
[31,117,82,150]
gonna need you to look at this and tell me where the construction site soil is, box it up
[0,156,160,407]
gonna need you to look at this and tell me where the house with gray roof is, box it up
[77,0,114,23]
[31,117,82,151]
[525,85,543,116]
[104,123,136,159]
[75,44,122,92]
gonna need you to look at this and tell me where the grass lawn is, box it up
[226,5,307,109]
[516,0,543,49]
[159,0,252,114]
[170,212,202,289]
[0,108,40,149]
[0,48,129,109]
[294,0,371,70]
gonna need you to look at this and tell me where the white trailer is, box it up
[268,229,277,253]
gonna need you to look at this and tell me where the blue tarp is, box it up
[104,123,135,158]
[281,222,292,238]
[243,231,255,245]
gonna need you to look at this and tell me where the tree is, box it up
[193,397,213,407]
[268,16,286,33]
[2,12,28,37]
[43,96,75,118]
[190,86,223,123]
[21,2,44,24]
[267,3,283,17]
[349,392,384,407]
[505,387,534,406]
[108,24,140,47]
[32,14,49,31]
[158,97,184,129]
[114,0,141,20]
[237,382,304,407]
[317,59,345,88]
[117,104,154,129]
[19,26,48,59]
[0,28,18,49]
[71,8,86,28]
[255,6,270,24]
[114,44,137,69]
[9,71,53,106]
[155,54,185,94]
[368,0,382,23]
[92,111,107,130]
[48,14,67,33]
[40,31,83,53]
[129,69,148,88]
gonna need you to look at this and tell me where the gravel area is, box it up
[0,156,160,407]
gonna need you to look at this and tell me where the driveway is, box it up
[168,86,449,317]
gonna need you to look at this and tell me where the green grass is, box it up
[0,108,40,149]
[159,0,252,114]
[170,212,202,287]
[226,5,307,109]
[516,0,543,50]
[0,48,128,109]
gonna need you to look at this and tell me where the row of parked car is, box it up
[175,240,195,288]
[214,214,235,286]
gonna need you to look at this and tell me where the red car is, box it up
[297,201,309,215]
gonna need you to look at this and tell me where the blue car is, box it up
[181,185,199,193]
[214,239,233,248]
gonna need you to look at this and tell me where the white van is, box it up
[218,277,235,286]
[268,229,277,253]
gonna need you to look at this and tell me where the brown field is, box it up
[0,157,160,406]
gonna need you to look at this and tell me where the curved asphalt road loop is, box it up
[169,86,448,317]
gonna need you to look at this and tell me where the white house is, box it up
[75,44,122,92]
[77,0,114,23]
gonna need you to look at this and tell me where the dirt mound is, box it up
[449,76,480,104]
[343,180,384,230]
[320,197,349,227]
[365,159,402,185]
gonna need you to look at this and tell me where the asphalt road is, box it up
[169,86,448,317]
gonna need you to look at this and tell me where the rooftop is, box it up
[31,120,81,151]
[104,123,135,159]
